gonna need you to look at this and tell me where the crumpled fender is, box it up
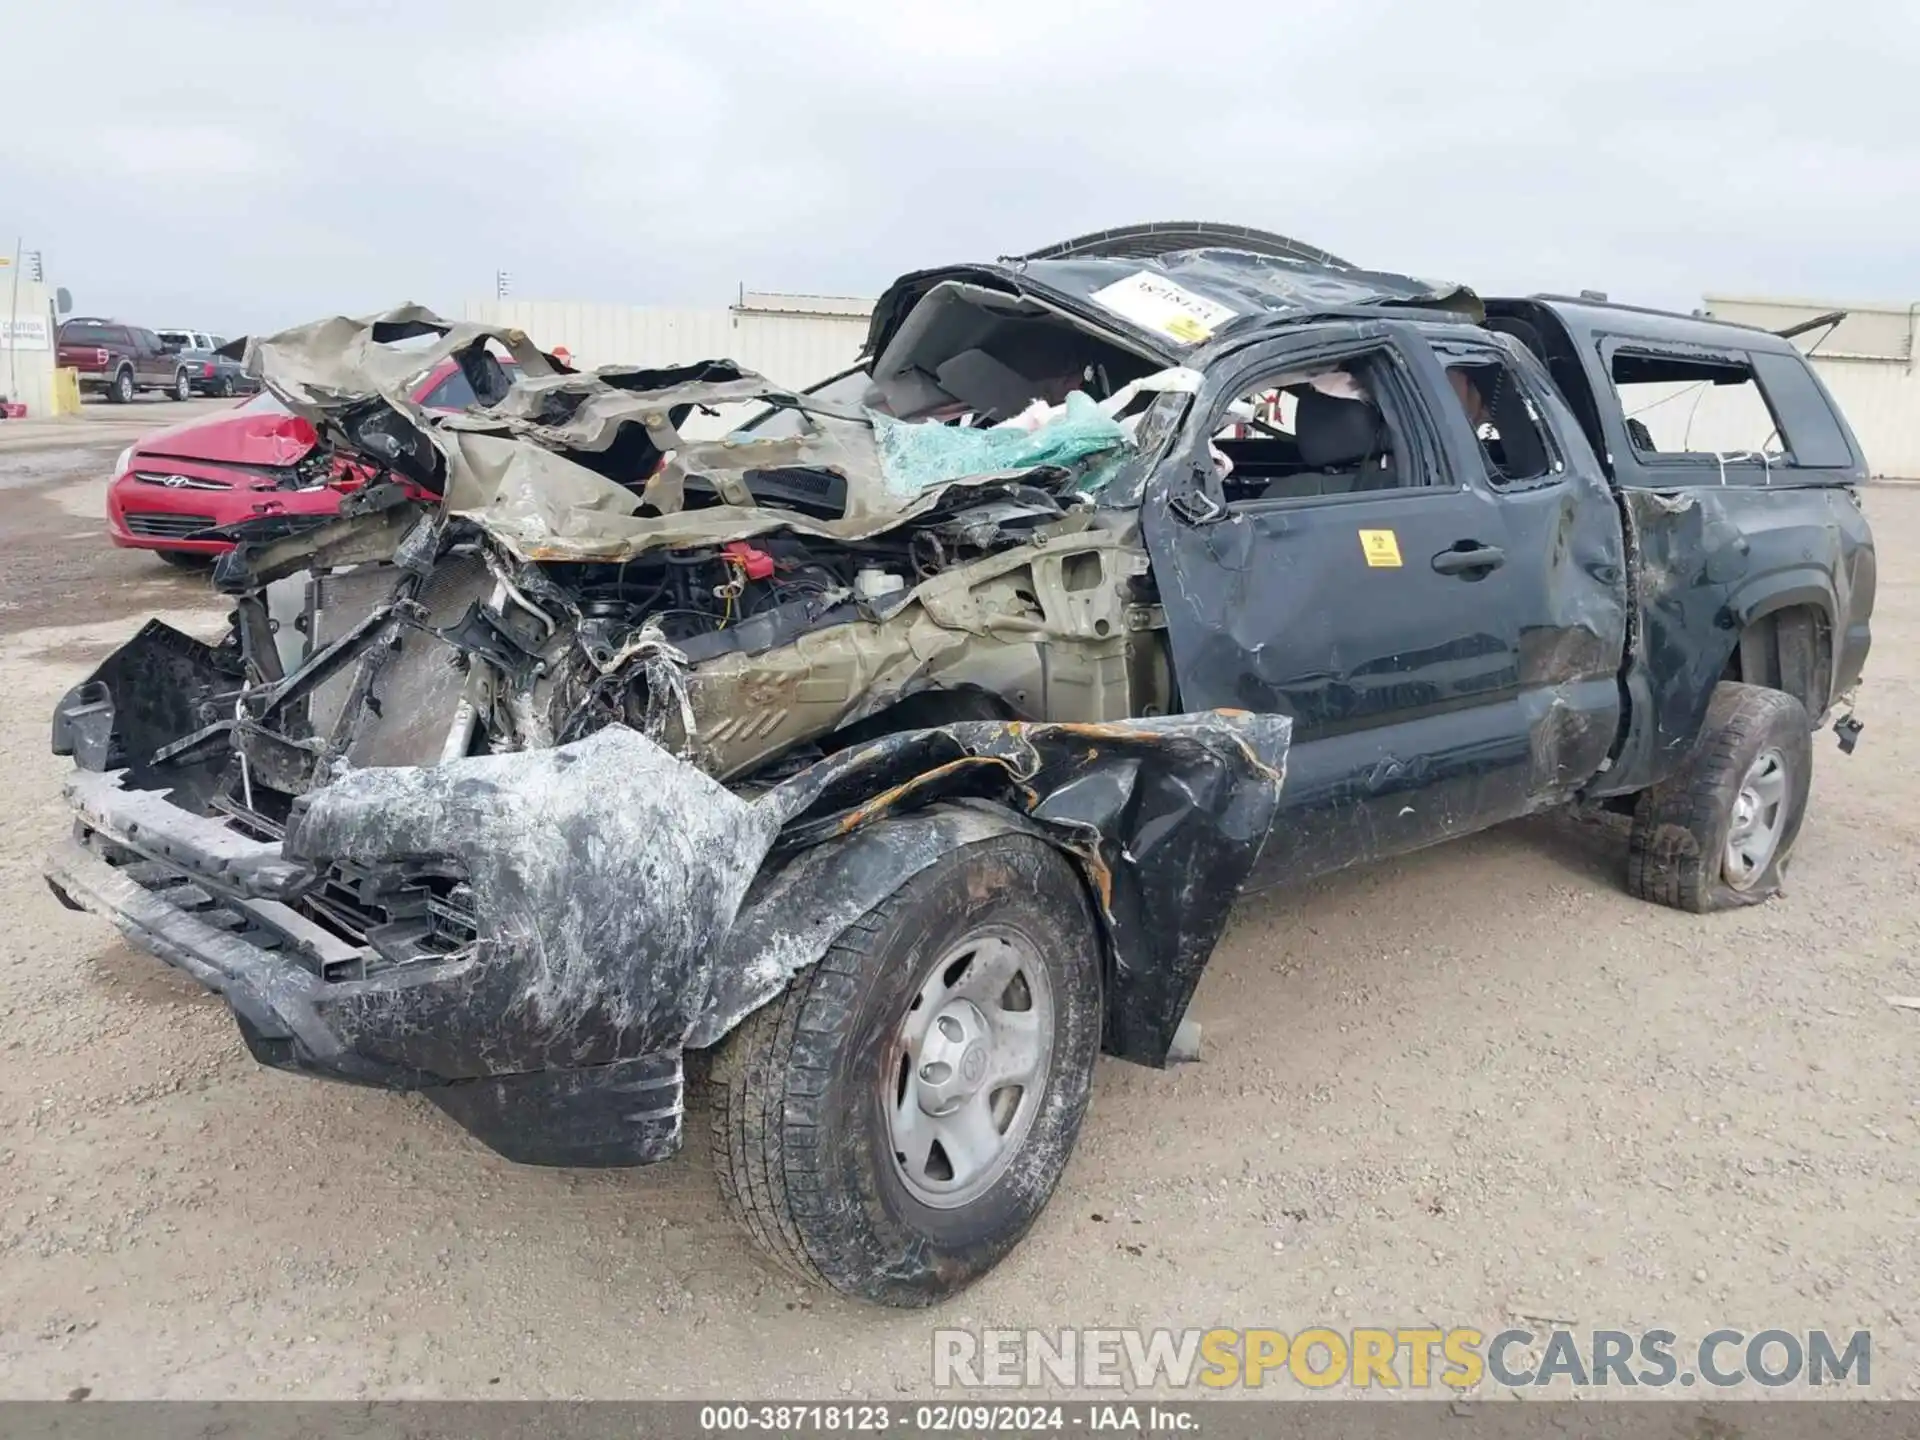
[686,801,1051,1051]
[284,711,1291,1079]
[285,726,787,1077]
[728,712,1294,1064]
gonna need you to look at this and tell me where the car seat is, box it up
[1272,389,1396,497]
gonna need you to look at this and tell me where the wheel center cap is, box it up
[915,999,993,1115]
[959,1042,988,1087]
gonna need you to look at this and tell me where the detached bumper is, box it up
[45,768,692,1168]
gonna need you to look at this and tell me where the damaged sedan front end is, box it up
[46,295,1290,1225]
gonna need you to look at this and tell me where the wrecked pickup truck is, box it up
[45,223,1873,1307]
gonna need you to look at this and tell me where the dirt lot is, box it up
[0,397,231,458]
[0,427,1915,1400]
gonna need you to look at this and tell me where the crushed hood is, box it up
[133,401,319,468]
[238,305,1136,564]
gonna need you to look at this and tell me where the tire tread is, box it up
[707,836,1100,1305]
[1627,682,1811,913]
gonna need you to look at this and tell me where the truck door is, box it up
[132,328,170,386]
[1143,324,1545,887]
[1422,333,1629,800]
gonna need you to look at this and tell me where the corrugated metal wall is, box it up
[1704,295,1920,480]
[460,292,872,439]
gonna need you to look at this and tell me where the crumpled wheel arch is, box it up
[695,711,1292,1065]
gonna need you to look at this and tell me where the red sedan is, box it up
[106,358,510,563]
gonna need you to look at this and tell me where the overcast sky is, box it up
[5,0,1915,336]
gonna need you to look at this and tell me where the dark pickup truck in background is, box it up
[56,319,195,403]
[157,328,255,398]
[43,224,1874,1308]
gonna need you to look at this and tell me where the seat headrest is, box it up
[1296,389,1384,469]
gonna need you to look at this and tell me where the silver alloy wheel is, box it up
[1724,747,1789,889]
[887,929,1053,1209]
[175,370,192,401]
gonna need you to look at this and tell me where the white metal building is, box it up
[461,289,872,437]
[1704,295,1920,480]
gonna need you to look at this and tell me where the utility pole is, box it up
[7,236,22,404]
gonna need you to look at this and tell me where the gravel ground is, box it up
[0,438,1915,1400]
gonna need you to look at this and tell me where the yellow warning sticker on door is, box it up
[1358,529,1403,567]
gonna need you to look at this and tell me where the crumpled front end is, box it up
[48,692,1288,1166]
[47,723,782,1165]
[47,298,1290,1167]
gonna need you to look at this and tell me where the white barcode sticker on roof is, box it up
[1090,272,1238,345]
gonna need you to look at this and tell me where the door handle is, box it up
[1431,543,1506,577]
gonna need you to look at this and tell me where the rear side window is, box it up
[1748,351,1855,468]
[158,330,194,348]
[1609,350,1781,461]
[1604,345,1852,471]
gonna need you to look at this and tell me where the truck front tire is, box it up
[1627,681,1813,912]
[709,833,1102,1307]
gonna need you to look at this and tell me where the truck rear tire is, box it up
[109,367,135,404]
[1627,682,1812,912]
[708,832,1102,1307]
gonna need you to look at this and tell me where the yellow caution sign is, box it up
[1358,529,1403,568]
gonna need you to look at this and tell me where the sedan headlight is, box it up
[113,446,133,477]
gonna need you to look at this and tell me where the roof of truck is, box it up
[1019,222,1356,270]
[1519,295,1805,356]
[867,249,1483,363]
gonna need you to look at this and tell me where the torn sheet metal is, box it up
[239,306,1136,565]
[52,703,1289,1154]
[281,724,787,1077]
[283,711,1292,1081]
[238,304,556,409]
[749,710,1293,1062]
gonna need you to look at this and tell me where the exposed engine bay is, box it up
[47,279,1292,1167]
